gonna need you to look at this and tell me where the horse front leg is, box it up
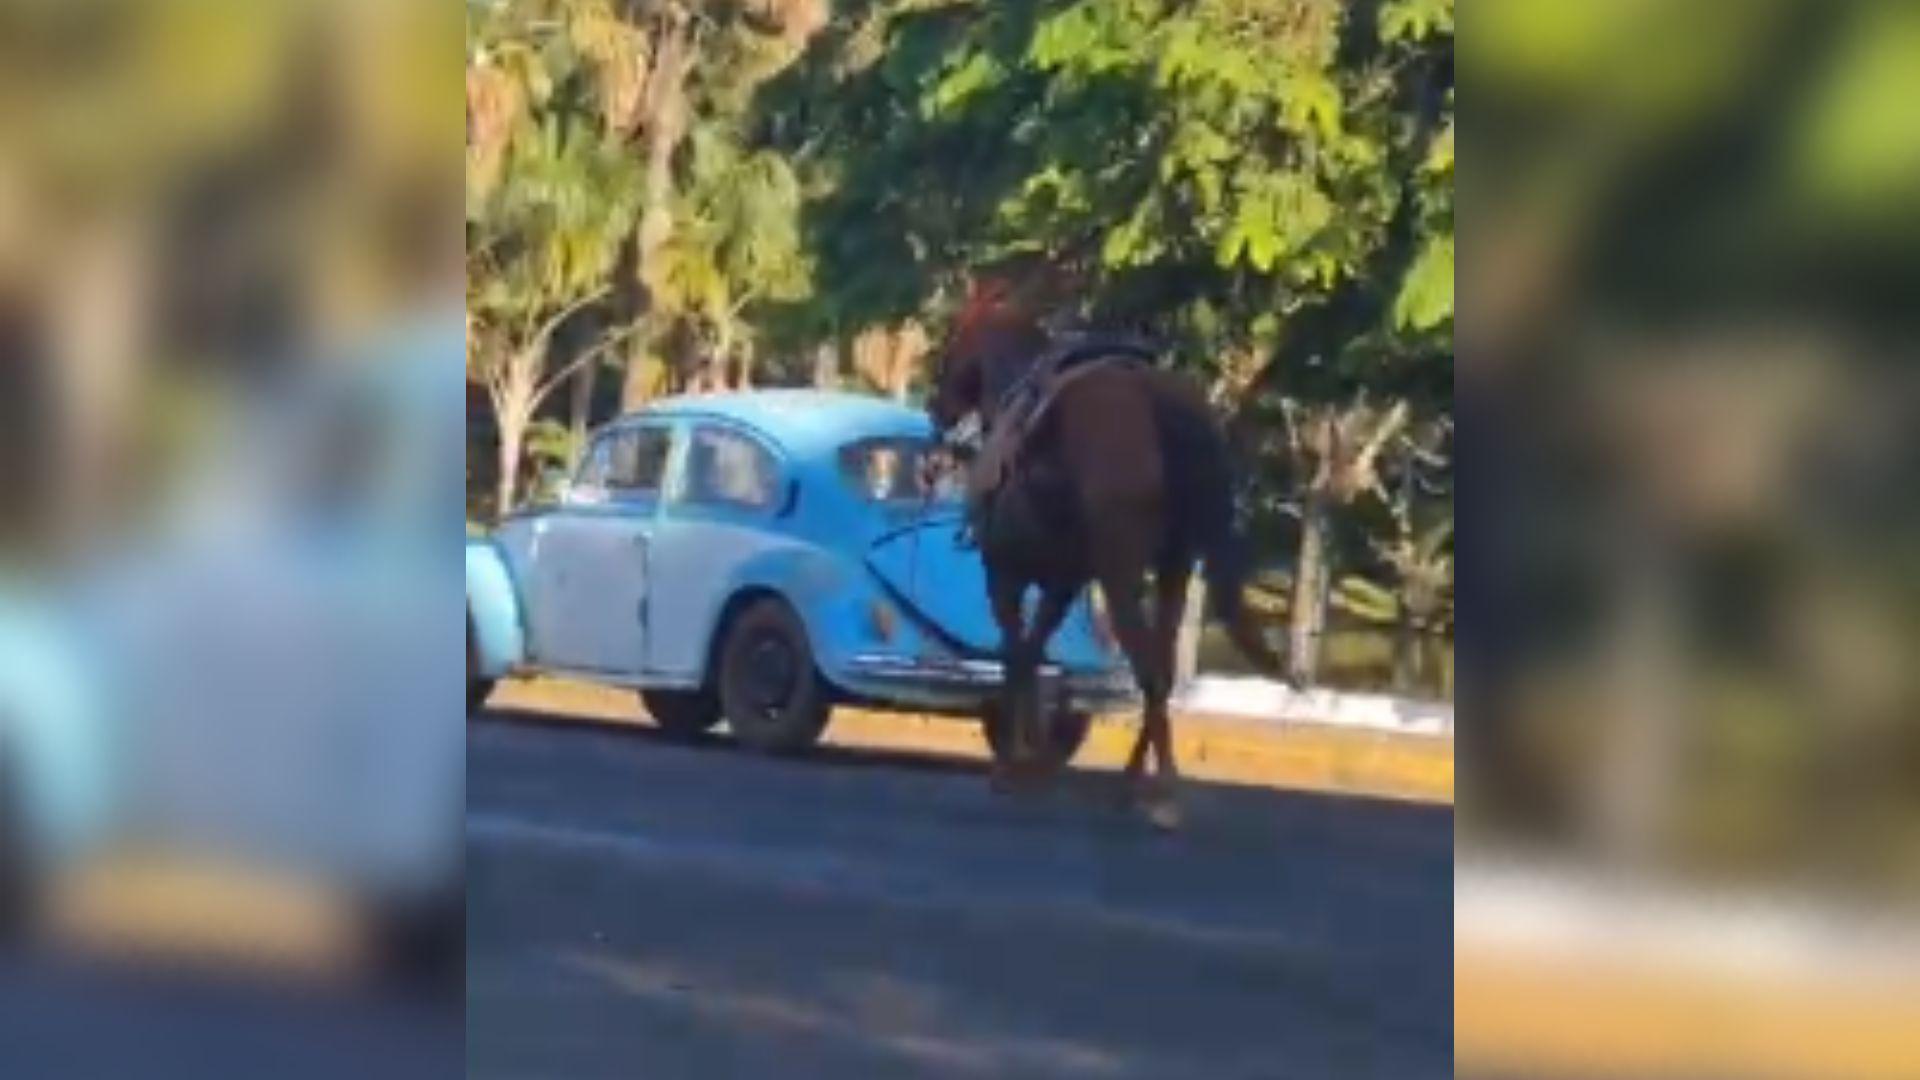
[988,570,1034,787]
[1020,586,1079,774]
[1144,561,1195,820]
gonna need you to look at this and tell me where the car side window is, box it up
[680,425,779,512]
[576,426,671,501]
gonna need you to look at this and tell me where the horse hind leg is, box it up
[1097,567,1180,828]
[1142,560,1195,828]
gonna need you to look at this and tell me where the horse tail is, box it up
[1151,377,1289,680]
[1201,519,1289,679]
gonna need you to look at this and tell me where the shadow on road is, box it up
[477,703,1009,781]
[467,703,1454,1079]
[470,702,1451,861]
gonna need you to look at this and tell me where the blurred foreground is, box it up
[1462,2,1920,1075]
[0,1,460,1075]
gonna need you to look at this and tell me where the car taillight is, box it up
[868,600,897,643]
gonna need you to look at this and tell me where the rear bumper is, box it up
[839,652,1138,712]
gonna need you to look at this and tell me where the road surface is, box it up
[468,705,1453,1079]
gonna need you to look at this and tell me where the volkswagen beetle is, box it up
[465,390,1136,759]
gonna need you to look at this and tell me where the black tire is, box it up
[982,703,1091,770]
[467,678,495,717]
[372,889,463,995]
[641,689,723,739]
[466,618,494,718]
[717,598,830,755]
[0,752,39,942]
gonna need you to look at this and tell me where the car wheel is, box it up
[466,619,494,718]
[717,598,830,755]
[0,750,40,942]
[371,888,463,994]
[982,703,1091,770]
[641,689,722,739]
[467,678,495,718]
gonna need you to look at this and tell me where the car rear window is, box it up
[838,438,958,504]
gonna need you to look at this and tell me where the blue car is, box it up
[466,390,1136,759]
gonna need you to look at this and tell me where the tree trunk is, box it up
[621,338,656,408]
[736,338,755,388]
[812,339,838,388]
[622,7,692,413]
[568,356,597,463]
[1175,574,1205,690]
[1288,493,1332,686]
[495,415,523,520]
[713,320,734,390]
[1591,531,1682,868]
[51,214,147,547]
[1392,607,1417,693]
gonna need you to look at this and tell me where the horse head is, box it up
[927,270,1055,435]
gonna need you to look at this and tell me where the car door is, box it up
[644,422,790,681]
[527,423,673,673]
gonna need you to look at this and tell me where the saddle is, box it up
[963,334,1158,545]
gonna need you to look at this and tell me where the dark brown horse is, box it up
[927,276,1286,826]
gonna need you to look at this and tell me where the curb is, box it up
[488,679,1453,805]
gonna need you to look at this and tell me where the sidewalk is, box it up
[1456,860,1920,1078]
[489,676,1454,805]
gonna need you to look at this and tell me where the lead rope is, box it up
[905,441,941,666]
[908,428,969,660]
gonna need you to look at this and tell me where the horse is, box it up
[926,276,1287,827]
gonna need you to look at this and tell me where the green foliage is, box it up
[762,0,1452,381]
[468,3,644,337]
[1394,235,1453,332]
[1380,0,1455,45]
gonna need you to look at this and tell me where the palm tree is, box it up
[467,27,645,514]
[651,121,809,390]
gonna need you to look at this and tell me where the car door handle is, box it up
[631,534,650,549]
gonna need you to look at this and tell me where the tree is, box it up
[651,119,811,391]
[573,0,828,410]
[467,9,645,515]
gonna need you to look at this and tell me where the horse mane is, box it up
[951,277,1047,367]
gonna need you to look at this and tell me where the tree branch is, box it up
[529,286,614,353]
[531,320,646,408]
[1352,399,1411,485]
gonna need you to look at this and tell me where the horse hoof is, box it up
[989,763,1020,795]
[991,760,1047,796]
[1141,796,1183,832]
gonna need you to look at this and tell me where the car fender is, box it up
[693,543,878,683]
[465,539,525,678]
[0,598,117,866]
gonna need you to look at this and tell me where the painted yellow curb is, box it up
[48,854,362,975]
[490,679,1453,805]
[1457,946,1920,1079]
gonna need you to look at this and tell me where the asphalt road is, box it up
[468,706,1454,1080]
